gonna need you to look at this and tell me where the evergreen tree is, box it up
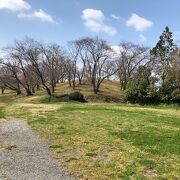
[125,66,158,104]
[159,50,180,103]
[150,26,176,80]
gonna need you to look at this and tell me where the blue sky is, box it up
[0,0,180,49]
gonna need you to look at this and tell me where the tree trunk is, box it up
[93,84,100,94]
[26,89,33,96]
[32,86,36,93]
[92,77,98,94]
[16,90,21,95]
[36,84,40,91]
[92,81,98,94]
[1,89,5,94]
[78,77,82,85]
[72,80,76,90]
[93,88,98,94]
[68,78,72,87]
[45,86,52,96]
[52,84,55,93]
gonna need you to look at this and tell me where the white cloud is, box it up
[18,9,56,23]
[126,13,153,32]
[111,14,120,20]
[139,34,147,42]
[112,45,120,54]
[81,9,117,36]
[111,45,124,54]
[0,0,31,12]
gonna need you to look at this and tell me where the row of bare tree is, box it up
[0,37,149,96]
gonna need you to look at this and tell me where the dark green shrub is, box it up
[69,91,85,102]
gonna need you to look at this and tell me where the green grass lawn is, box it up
[0,107,5,118]
[0,84,179,179]
[24,103,179,179]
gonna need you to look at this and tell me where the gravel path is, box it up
[0,119,75,180]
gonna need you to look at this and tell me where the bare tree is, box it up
[64,58,74,87]
[12,37,52,96]
[116,42,149,90]
[1,37,152,97]
[0,66,21,95]
[68,41,82,89]
[77,37,117,94]
[0,81,5,94]
[75,39,90,84]
[0,68,6,94]
[40,43,65,93]
[2,41,36,96]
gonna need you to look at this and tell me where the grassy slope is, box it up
[0,81,180,179]
[0,108,4,118]
[54,80,124,102]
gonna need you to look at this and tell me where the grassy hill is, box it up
[0,80,123,105]
[0,80,180,179]
[55,80,124,103]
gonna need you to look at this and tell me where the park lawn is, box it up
[0,89,179,179]
[0,107,5,118]
[9,103,179,180]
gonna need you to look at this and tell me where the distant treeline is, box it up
[0,26,179,104]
